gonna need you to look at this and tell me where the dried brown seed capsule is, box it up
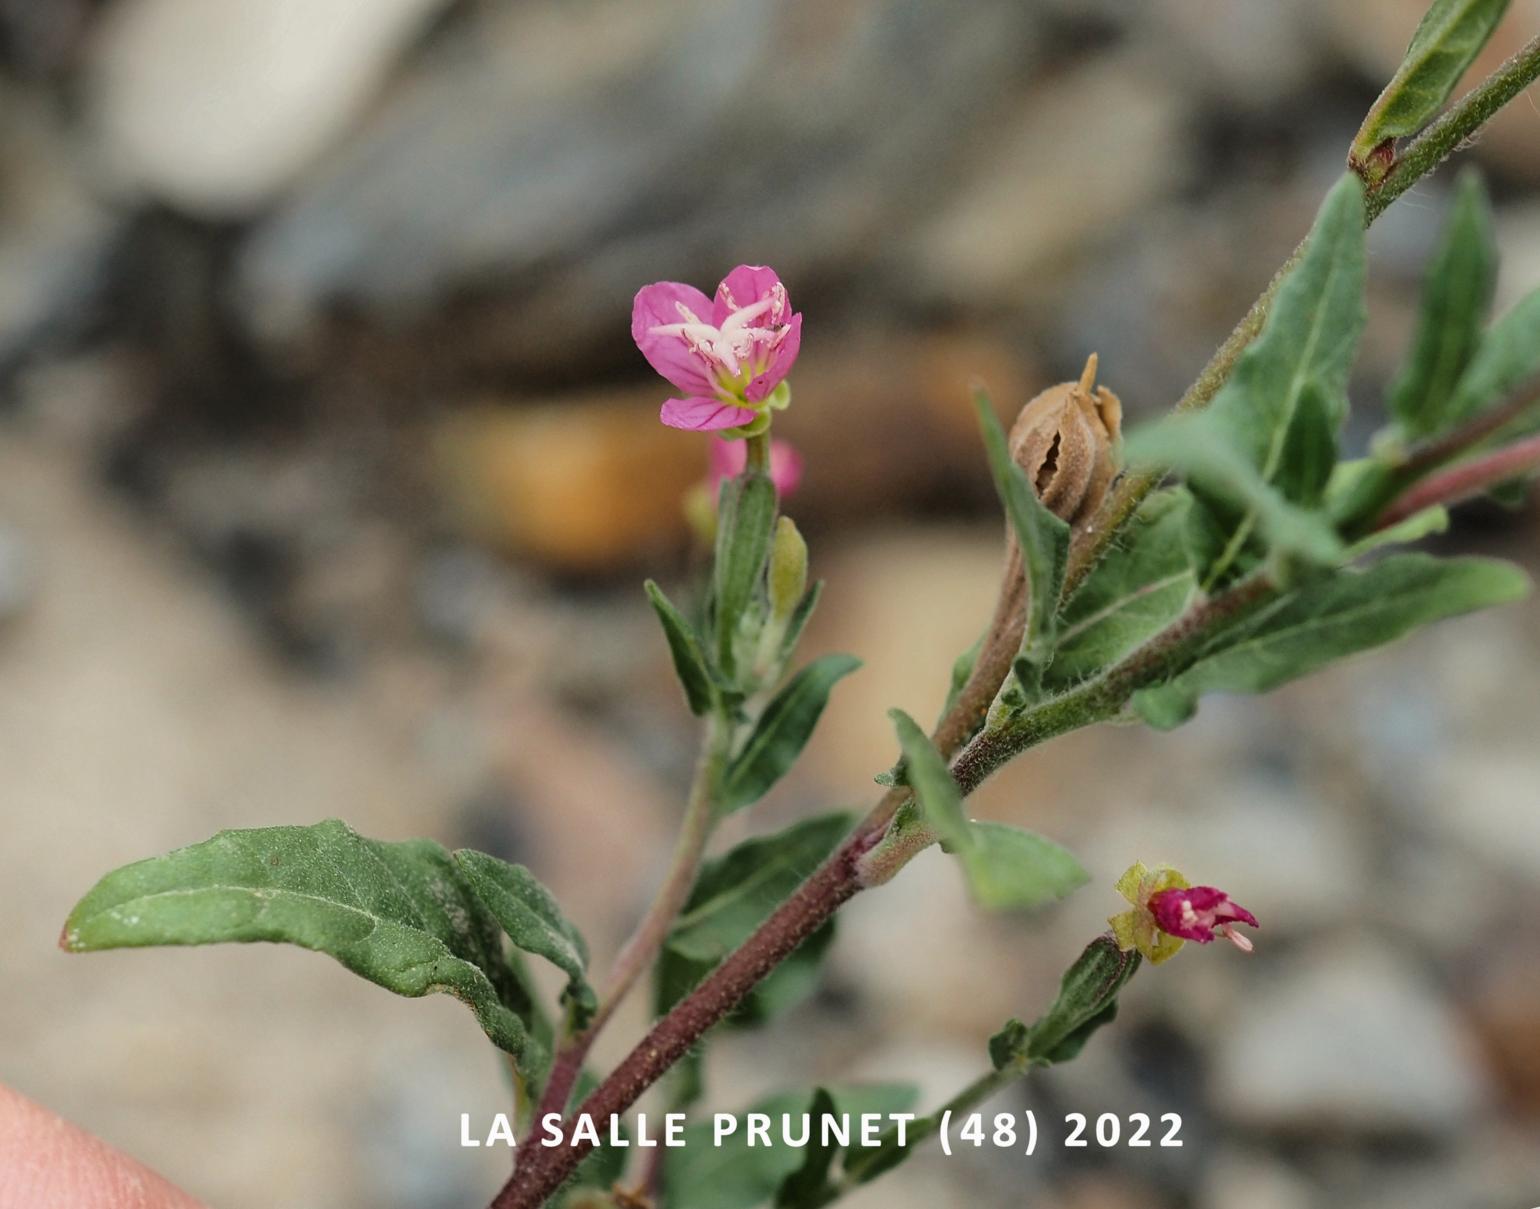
[1008,353,1122,529]
[930,355,1123,760]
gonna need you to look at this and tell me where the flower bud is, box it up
[1008,353,1122,529]
[929,355,1123,760]
[767,515,808,620]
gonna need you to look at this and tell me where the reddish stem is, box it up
[491,811,887,1209]
[1374,433,1540,530]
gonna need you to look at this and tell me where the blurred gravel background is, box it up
[3,2,1540,1207]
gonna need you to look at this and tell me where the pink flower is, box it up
[632,265,803,433]
[1109,862,1259,964]
[1147,885,1260,952]
[707,437,804,498]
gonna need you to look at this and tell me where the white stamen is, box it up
[1218,925,1253,953]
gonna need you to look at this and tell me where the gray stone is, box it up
[0,526,33,624]
[0,92,114,366]
[1213,943,1489,1135]
[1079,776,1366,938]
[1200,1152,1313,1209]
[85,0,451,213]
[236,0,1045,350]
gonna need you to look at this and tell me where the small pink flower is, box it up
[632,265,803,433]
[707,437,804,498]
[1147,885,1260,952]
[1109,862,1259,964]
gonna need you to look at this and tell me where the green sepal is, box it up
[991,933,1141,1070]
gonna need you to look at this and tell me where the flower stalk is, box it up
[527,714,732,1130]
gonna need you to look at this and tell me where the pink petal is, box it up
[661,396,758,432]
[633,281,716,395]
[744,312,802,403]
[1148,885,1258,944]
[713,265,791,326]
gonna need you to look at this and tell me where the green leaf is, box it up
[1132,553,1528,729]
[1343,505,1450,558]
[713,471,778,680]
[63,821,542,1066]
[773,1088,840,1208]
[888,709,971,854]
[1390,168,1498,440]
[1446,287,1540,431]
[889,712,1084,911]
[645,579,717,717]
[1325,456,1400,530]
[718,654,861,815]
[665,1084,917,1209]
[1158,176,1366,584]
[452,849,595,1025]
[1125,416,1343,573]
[960,823,1089,912]
[657,814,852,1016]
[1048,490,1198,686]
[1353,0,1511,168]
[973,387,1071,674]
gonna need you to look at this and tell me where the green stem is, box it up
[1366,33,1540,223]
[523,714,729,1131]
[745,431,772,474]
[493,45,1540,1209]
[490,572,1276,1209]
[1065,33,1540,602]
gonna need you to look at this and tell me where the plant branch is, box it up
[1366,33,1540,223]
[489,572,1275,1208]
[492,44,1540,1207]
[1397,374,1540,480]
[1374,432,1540,529]
[526,715,730,1134]
[1066,34,1540,604]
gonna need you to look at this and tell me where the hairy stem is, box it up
[1397,375,1540,480]
[525,716,729,1135]
[1366,33,1540,224]
[491,44,1540,1208]
[490,572,1272,1207]
[1374,432,1540,529]
[1067,35,1540,603]
[745,431,772,474]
